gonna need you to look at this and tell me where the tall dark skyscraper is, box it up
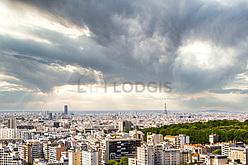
[164,103,168,114]
[64,105,68,115]
[49,113,53,119]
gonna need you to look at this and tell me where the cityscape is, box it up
[0,105,247,164]
[1,0,248,165]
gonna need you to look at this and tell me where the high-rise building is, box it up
[82,149,101,165]
[18,141,42,164]
[136,145,155,165]
[1,118,17,139]
[69,149,82,165]
[49,113,53,120]
[64,105,68,115]
[209,134,219,144]
[180,150,191,164]
[164,134,190,149]
[130,144,181,165]
[118,120,132,132]
[163,148,181,165]
[175,134,190,149]
[102,139,141,164]
[43,143,66,162]
[8,118,17,129]
[147,133,163,146]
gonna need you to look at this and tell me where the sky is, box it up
[0,0,248,112]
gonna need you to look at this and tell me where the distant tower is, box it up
[64,105,68,115]
[8,118,17,129]
[164,103,168,114]
[45,111,49,115]
[7,118,17,139]
[49,113,53,120]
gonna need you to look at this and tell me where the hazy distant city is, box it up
[0,106,247,164]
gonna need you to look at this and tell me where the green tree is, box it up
[234,159,240,164]
[120,156,128,165]
[212,149,221,155]
[26,163,32,165]
[140,120,248,144]
[107,160,117,165]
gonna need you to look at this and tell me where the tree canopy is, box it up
[212,149,221,154]
[107,156,128,165]
[140,120,248,144]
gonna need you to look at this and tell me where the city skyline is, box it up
[1,0,248,111]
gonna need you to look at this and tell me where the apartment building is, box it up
[0,147,22,165]
[118,121,132,132]
[205,155,228,165]
[68,149,82,165]
[229,147,248,165]
[43,143,67,162]
[136,145,154,165]
[102,139,141,164]
[175,134,190,149]
[147,133,163,146]
[128,144,180,165]
[81,149,100,165]
[18,141,42,163]
[221,142,245,156]
[209,134,219,144]
[0,128,17,139]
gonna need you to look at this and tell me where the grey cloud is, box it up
[0,52,101,93]
[181,94,248,111]
[2,0,248,94]
[211,89,248,94]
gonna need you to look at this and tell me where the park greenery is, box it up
[107,156,128,165]
[140,120,248,144]
[212,149,221,154]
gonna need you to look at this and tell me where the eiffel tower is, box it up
[164,103,168,114]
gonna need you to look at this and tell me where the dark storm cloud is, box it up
[2,0,248,93]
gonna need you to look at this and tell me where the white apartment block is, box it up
[221,142,245,156]
[0,128,17,139]
[17,130,33,140]
[131,144,180,165]
[81,149,100,165]
[163,149,180,165]
[49,146,57,162]
[147,133,163,146]
[175,134,190,149]
[205,155,228,165]
[0,148,21,165]
[137,145,154,165]
[229,147,248,165]
[164,134,190,149]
